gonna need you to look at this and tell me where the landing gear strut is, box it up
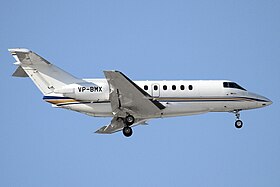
[122,115,135,137]
[234,110,243,129]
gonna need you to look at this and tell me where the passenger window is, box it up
[163,85,167,90]
[144,85,148,90]
[172,85,176,90]
[180,85,185,90]
[154,85,158,91]
[189,85,193,90]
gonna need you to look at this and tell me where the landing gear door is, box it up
[152,84,160,98]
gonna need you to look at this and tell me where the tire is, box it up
[235,120,243,129]
[123,126,133,137]
[125,115,135,125]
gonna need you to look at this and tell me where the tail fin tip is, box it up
[8,48,31,53]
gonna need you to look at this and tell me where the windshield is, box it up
[223,82,247,91]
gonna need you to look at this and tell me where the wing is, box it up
[95,117,148,134]
[104,71,165,118]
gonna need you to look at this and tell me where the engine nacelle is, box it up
[54,82,109,101]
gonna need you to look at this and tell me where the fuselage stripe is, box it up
[43,96,267,107]
[156,97,267,102]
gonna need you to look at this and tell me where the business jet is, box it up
[9,48,272,137]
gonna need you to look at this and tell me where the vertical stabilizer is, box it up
[9,48,83,95]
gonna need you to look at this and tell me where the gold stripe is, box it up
[45,99,78,104]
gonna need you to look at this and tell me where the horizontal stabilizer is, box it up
[12,66,28,77]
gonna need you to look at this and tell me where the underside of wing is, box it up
[95,117,148,134]
[104,71,165,118]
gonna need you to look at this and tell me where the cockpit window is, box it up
[223,82,246,91]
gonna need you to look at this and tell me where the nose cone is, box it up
[248,92,272,108]
[259,95,272,106]
[264,98,273,106]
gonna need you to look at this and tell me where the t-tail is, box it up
[9,48,83,95]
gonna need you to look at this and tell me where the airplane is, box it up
[8,48,272,137]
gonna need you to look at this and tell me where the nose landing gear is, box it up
[233,110,243,129]
[235,120,243,128]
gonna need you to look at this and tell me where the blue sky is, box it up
[1,0,279,186]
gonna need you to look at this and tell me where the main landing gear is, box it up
[123,126,133,137]
[233,110,243,129]
[122,115,135,137]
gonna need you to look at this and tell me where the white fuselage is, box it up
[44,79,272,118]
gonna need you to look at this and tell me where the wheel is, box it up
[123,126,133,137]
[235,120,243,129]
[125,115,135,125]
